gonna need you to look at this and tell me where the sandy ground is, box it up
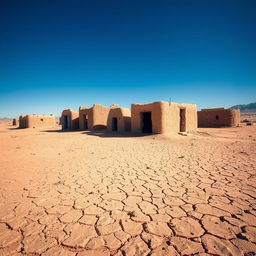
[0,120,256,256]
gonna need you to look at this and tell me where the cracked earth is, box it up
[0,120,256,256]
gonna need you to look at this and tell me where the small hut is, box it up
[79,104,110,131]
[107,106,131,132]
[198,108,240,127]
[61,109,79,130]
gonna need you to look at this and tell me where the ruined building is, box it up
[107,106,131,132]
[131,101,197,134]
[61,109,79,130]
[19,115,26,128]
[61,101,197,134]
[19,115,55,129]
[198,108,240,127]
[13,118,19,126]
[79,104,110,131]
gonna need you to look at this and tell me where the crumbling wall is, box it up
[198,108,240,127]
[61,109,79,130]
[107,107,131,132]
[131,101,197,134]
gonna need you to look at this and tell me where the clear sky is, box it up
[0,0,255,118]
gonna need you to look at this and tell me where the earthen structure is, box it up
[61,109,79,130]
[18,115,55,129]
[79,106,93,130]
[19,115,26,128]
[131,101,197,134]
[198,108,240,127]
[107,106,131,132]
[12,118,18,126]
[79,104,110,131]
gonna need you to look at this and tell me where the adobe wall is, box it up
[107,107,131,132]
[26,115,55,128]
[168,102,197,133]
[131,102,163,133]
[91,104,110,130]
[79,106,93,130]
[131,101,197,134]
[198,108,240,127]
[18,115,55,128]
[61,109,79,130]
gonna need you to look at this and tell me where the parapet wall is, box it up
[198,109,240,127]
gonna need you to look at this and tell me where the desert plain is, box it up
[0,117,256,256]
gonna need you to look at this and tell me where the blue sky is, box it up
[0,0,255,117]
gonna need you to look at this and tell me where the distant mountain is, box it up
[230,102,256,113]
[0,117,10,120]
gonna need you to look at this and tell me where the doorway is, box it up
[141,112,152,133]
[63,115,68,129]
[83,114,88,130]
[112,117,118,131]
[179,108,186,132]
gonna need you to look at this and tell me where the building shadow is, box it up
[42,129,80,133]
[82,131,152,138]
[41,129,152,137]
[8,127,20,130]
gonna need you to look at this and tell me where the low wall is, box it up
[198,109,240,127]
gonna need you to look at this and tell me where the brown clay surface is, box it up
[0,119,256,255]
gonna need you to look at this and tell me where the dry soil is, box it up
[0,120,256,256]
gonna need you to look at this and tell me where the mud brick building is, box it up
[131,101,197,134]
[61,109,79,130]
[107,106,131,132]
[198,108,240,127]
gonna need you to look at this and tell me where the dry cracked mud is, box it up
[0,120,256,255]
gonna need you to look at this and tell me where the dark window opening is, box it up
[40,118,44,122]
[216,115,219,120]
[112,117,118,131]
[179,108,186,132]
[141,112,152,133]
